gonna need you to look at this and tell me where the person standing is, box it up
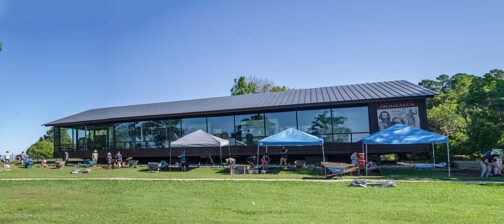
[262,153,270,170]
[178,150,188,171]
[106,152,113,169]
[116,151,122,168]
[64,151,69,166]
[350,152,360,175]
[279,147,288,169]
[20,151,26,165]
[4,151,10,164]
[92,150,99,167]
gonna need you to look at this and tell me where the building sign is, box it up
[377,102,420,130]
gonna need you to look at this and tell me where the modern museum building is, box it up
[45,80,438,161]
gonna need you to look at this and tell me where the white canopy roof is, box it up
[170,129,229,148]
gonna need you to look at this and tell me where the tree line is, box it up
[419,69,504,157]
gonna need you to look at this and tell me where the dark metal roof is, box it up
[45,80,438,126]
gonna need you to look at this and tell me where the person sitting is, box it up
[246,155,256,168]
[41,160,48,168]
[367,160,381,174]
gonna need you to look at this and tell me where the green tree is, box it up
[27,141,53,159]
[420,69,504,156]
[231,76,258,95]
[0,42,2,51]
[231,76,293,95]
[39,127,55,142]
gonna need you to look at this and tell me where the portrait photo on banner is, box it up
[377,102,420,130]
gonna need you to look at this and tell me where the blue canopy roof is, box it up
[362,124,448,144]
[259,128,324,146]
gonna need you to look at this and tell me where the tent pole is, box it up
[257,145,260,168]
[169,144,172,171]
[228,145,231,159]
[220,146,223,166]
[365,144,368,176]
[266,146,268,153]
[432,143,435,168]
[447,142,451,177]
[322,144,326,162]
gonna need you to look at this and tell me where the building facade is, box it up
[45,80,438,159]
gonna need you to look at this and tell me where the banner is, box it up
[377,102,420,130]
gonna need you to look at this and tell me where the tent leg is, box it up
[447,142,451,177]
[322,144,326,162]
[266,146,268,154]
[257,145,260,168]
[432,143,435,168]
[365,144,368,176]
[220,146,223,166]
[169,146,172,171]
[228,145,231,159]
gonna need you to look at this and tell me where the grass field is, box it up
[1,165,503,182]
[1,180,503,223]
[1,166,503,223]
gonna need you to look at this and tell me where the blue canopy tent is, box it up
[257,128,325,167]
[362,124,450,176]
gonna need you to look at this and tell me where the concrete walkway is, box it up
[0,177,503,184]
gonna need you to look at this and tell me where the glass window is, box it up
[160,119,182,141]
[135,121,166,149]
[86,125,110,150]
[265,111,297,136]
[76,126,89,150]
[235,113,265,146]
[297,109,332,135]
[331,107,369,133]
[59,127,76,151]
[181,117,207,135]
[114,122,136,149]
[208,116,234,139]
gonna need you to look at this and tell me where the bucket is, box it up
[358,153,365,160]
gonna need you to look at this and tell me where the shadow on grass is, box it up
[379,168,504,182]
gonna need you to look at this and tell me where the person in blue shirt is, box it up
[178,151,188,171]
[246,155,256,168]
[116,152,123,168]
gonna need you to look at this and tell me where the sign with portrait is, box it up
[377,102,420,130]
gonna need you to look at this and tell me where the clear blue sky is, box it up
[0,0,503,155]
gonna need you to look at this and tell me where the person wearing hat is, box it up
[4,151,10,164]
[106,152,113,169]
[92,150,99,167]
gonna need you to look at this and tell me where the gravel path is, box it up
[0,177,502,184]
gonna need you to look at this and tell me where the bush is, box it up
[27,141,53,159]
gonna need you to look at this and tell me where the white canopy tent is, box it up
[170,129,230,165]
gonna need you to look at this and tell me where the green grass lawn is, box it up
[0,180,503,223]
[1,165,503,182]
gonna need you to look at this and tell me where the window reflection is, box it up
[181,117,206,135]
[235,113,264,146]
[54,106,372,151]
[208,116,234,139]
[297,109,332,135]
[265,111,297,136]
